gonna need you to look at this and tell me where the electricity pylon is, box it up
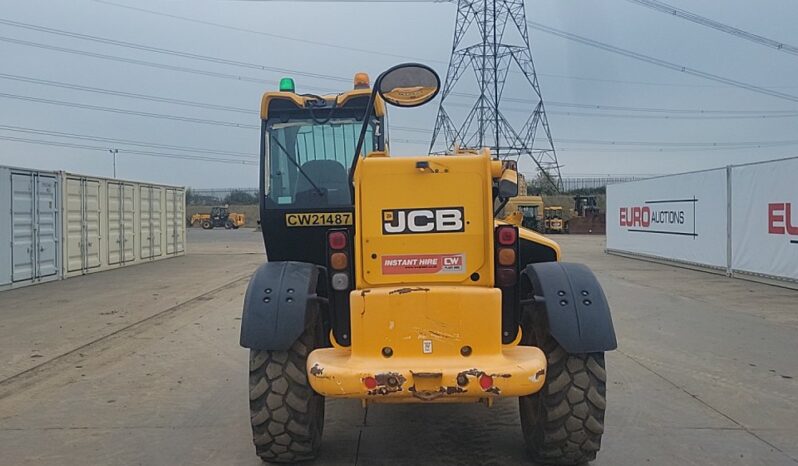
[429,0,562,190]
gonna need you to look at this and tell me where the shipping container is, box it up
[62,174,186,278]
[0,166,61,290]
[2,165,186,288]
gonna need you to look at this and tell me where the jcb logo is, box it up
[382,207,465,235]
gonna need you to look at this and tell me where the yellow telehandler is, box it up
[239,65,616,465]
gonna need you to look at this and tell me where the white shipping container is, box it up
[0,166,61,290]
[62,174,186,278]
[2,164,185,289]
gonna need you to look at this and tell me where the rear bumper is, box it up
[307,285,546,402]
[308,346,546,402]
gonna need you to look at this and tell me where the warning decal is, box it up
[381,253,466,275]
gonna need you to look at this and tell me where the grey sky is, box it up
[1,0,797,188]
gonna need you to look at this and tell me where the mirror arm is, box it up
[348,85,380,202]
[494,197,509,218]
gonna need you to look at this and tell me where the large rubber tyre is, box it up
[248,315,325,463]
[519,311,607,465]
[201,220,213,230]
[225,220,234,230]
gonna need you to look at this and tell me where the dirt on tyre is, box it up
[248,314,325,463]
[519,312,607,465]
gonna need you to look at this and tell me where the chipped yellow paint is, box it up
[307,286,547,401]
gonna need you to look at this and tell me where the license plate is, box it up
[285,212,353,227]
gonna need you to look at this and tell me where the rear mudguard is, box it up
[522,262,617,353]
[239,261,323,351]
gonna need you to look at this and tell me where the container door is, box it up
[108,182,123,265]
[165,190,175,255]
[35,175,58,278]
[10,173,35,282]
[84,180,101,270]
[65,178,84,272]
[165,189,185,255]
[140,186,154,259]
[151,188,163,257]
[122,184,135,262]
[66,177,101,273]
[174,190,185,254]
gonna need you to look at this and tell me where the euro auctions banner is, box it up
[731,158,798,281]
[606,169,728,268]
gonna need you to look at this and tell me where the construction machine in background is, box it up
[501,195,545,232]
[188,206,245,230]
[568,195,606,234]
[239,64,616,465]
[544,206,566,234]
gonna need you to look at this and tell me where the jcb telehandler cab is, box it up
[240,64,616,465]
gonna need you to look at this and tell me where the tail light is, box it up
[497,248,516,266]
[497,225,517,245]
[327,229,352,291]
[328,231,347,250]
[330,252,348,270]
[495,225,518,287]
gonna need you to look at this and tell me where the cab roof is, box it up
[260,88,385,120]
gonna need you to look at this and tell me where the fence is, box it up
[560,176,648,193]
[188,188,258,205]
[606,156,798,285]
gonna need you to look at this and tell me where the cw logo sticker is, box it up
[382,207,465,235]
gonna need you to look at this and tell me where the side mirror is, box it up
[376,63,440,108]
[350,62,441,199]
[498,169,519,198]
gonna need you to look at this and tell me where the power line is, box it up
[0,124,255,158]
[527,20,798,104]
[0,18,353,83]
[0,92,259,130]
[91,0,437,63]
[624,0,798,57]
[0,73,257,114]
[77,1,798,90]
[0,135,257,165]
[0,35,339,93]
[545,110,798,120]
[7,71,794,120]
[4,19,797,114]
[5,88,796,149]
[4,90,795,150]
[391,134,798,149]
[557,146,798,153]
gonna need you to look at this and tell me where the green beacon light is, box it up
[279,77,295,93]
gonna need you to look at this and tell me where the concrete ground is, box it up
[0,231,796,465]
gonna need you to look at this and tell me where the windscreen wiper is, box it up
[270,136,325,197]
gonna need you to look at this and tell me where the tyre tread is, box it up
[248,321,323,463]
[520,314,607,465]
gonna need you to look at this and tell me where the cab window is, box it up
[265,119,376,207]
